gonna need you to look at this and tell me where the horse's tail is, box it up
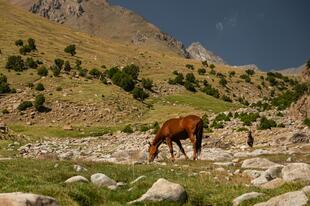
[195,119,203,158]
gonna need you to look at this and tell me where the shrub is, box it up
[17,101,33,111]
[51,65,61,77]
[184,80,196,92]
[202,60,208,67]
[56,86,62,91]
[172,70,179,75]
[185,73,196,83]
[229,71,236,77]
[222,95,232,102]
[27,38,36,51]
[19,45,31,55]
[2,109,9,114]
[266,75,277,86]
[169,73,184,85]
[122,64,140,80]
[54,58,64,69]
[15,39,23,47]
[122,125,133,134]
[89,68,101,78]
[240,74,251,83]
[304,118,310,127]
[34,94,45,111]
[209,68,216,75]
[245,69,255,76]
[237,127,249,132]
[210,64,215,69]
[0,73,11,94]
[186,64,194,70]
[78,68,88,77]
[219,77,227,87]
[100,76,108,84]
[152,122,160,134]
[35,83,45,91]
[64,44,76,56]
[37,66,48,76]
[64,61,71,72]
[106,67,120,79]
[142,78,153,90]
[201,85,220,98]
[198,68,206,75]
[202,114,209,128]
[258,117,277,130]
[214,113,231,122]
[26,57,38,69]
[211,121,224,129]
[112,71,135,92]
[132,87,149,101]
[5,55,25,71]
[27,83,34,88]
[238,112,260,126]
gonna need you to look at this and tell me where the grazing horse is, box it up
[148,115,203,162]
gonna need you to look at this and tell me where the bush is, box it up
[27,38,36,51]
[51,65,61,77]
[169,73,184,85]
[37,66,48,76]
[185,73,196,83]
[237,127,249,132]
[17,101,33,111]
[229,71,236,77]
[89,68,101,78]
[78,68,88,77]
[219,77,227,87]
[122,64,140,80]
[304,118,310,127]
[245,69,255,76]
[5,55,25,71]
[240,74,251,83]
[64,61,71,72]
[54,58,64,69]
[64,44,76,56]
[210,64,215,69]
[34,94,45,111]
[238,112,260,126]
[15,39,23,47]
[198,68,206,75]
[106,67,120,79]
[184,80,196,92]
[214,113,231,122]
[26,57,38,69]
[209,68,216,75]
[202,114,209,129]
[222,95,232,102]
[258,117,277,130]
[202,60,208,67]
[112,71,135,92]
[35,83,45,91]
[122,125,133,134]
[142,78,153,90]
[186,64,194,70]
[19,45,31,55]
[132,87,149,101]
[201,85,220,98]
[211,121,224,129]
[0,73,11,94]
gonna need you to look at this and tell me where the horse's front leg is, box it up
[188,133,197,160]
[166,137,175,162]
[175,140,189,160]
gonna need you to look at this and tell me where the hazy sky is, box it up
[110,0,310,70]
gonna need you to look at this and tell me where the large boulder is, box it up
[241,158,281,169]
[90,173,117,188]
[0,192,59,206]
[254,191,308,206]
[200,148,233,161]
[232,192,264,206]
[281,163,310,182]
[260,178,285,189]
[128,178,187,204]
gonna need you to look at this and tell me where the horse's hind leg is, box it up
[166,137,175,162]
[175,140,188,160]
[188,133,197,160]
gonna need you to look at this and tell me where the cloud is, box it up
[216,22,224,31]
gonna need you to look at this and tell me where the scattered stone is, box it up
[233,192,264,206]
[251,175,270,186]
[282,163,310,182]
[289,133,309,144]
[242,170,264,179]
[65,176,89,184]
[128,178,187,204]
[254,191,308,206]
[130,175,146,184]
[73,164,87,172]
[286,157,292,162]
[0,192,59,206]
[201,148,233,161]
[241,158,281,169]
[302,185,310,195]
[90,173,117,188]
[260,178,285,189]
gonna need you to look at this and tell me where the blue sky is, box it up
[110,0,310,70]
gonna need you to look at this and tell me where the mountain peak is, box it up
[186,42,225,64]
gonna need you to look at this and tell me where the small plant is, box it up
[27,38,37,51]
[5,55,26,71]
[186,64,194,70]
[25,57,38,69]
[1,109,9,114]
[122,125,134,134]
[184,81,196,92]
[51,65,61,77]
[122,64,140,80]
[258,116,277,130]
[35,83,45,91]
[222,95,232,102]
[142,78,153,90]
[209,68,216,75]
[219,77,227,87]
[198,68,206,75]
[64,61,71,72]
[89,68,101,78]
[185,73,196,83]
[229,71,236,77]
[168,73,184,85]
[245,69,255,76]
[64,44,76,56]
[210,64,215,69]
[240,74,251,83]
[304,118,310,127]
[202,60,208,67]
[78,68,88,77]
[0,73,11,94]
[15,39,23,47]
[17,101,33,111]
[238,112,260,126]
[152,122,160,134]
[34,94,45,111]
[132,87,149,101]
[54,58,64,69]
[37,66,48,76]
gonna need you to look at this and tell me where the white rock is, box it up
[65,176,89,184]
[201,148,233,161]
[254,191,308,206]
[0,192,59,206]
[73,164,87,172]
[130,175,146,184]
[282,163,310,182]
[233,192,264,206]
[241,158,281,169]
[302,185,310,195]
[242,170,264,179]
[264,165,283,179]
[90,173,117,188]
[260,178,285,189]
[128,178,187,204]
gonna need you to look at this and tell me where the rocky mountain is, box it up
[186,42,225,64]
[231,64,260,71]
[274,64,306,75]
[9,0,190,58]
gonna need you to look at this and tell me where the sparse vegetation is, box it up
[186,64,194,70]
[238,112,260,126]
[304,118,310,127]
[132,87,149,101]
[168,73,184,85]
[258,116,277,130]
[0,73,11,94]
[35,83,45,91]
[210,64,215,69]
[17,101,33,111]
[184,80,196,92]
[15,39,23,47]
[240,74,251,83]
[122,124,134,133]
[219,77,227,87]
[245,69,255,76]
[222,95,232,102]
[51,65,61,77]
[89,68,101,78]
[142,78,153,90]
[34,94,45,111]
[201,85,220,98]
[64,44,76,56]
[112,71,135,92]
[5,55,26,71]
[202,60,208,67]
[202,114,209,128]
[122,64,140,80]
[25,57,38,69]
[37,66,48,76]
[198,68,206,75]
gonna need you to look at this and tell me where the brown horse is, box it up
[148,115,203,162]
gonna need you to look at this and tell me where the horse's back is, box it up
[161,115,202,136]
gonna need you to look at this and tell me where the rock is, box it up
[241,158,281,169]
[260,178,285,189]
[264,165,283,179]
[128,178,187,204]
[90,173,117,188]
[201,148,233,161]
[234,149,273,158]
[130,175,146,184]
[243,170,264,179]
[65,175,89,184]
[0,192,59,206]
[289,133,309,144]
[73,164,87,172]
[215,167,226,172]
[233,192,264,206]
[251,175,270,186]
[302,185,310,195]
[254,191,308,206]
[282,163,310,182]
[63,125,73,131]
[58,151,73,160]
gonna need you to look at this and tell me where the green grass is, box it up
[166,92,241,113]
[0,159,308,206]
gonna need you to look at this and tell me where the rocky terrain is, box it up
[186,42,225,64]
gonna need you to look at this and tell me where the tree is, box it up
[51,65,61,77]
[122,64,140,80]
[89,68,101,78]
[35,83,45,91]
[202,60,208,67]
[112,71,135,92]
[34,94,45,111]
[5,55,26,71]
[142,78,153,90]
[0,73,11,94]
[15,39,23,47]
[64,44,76,56]
[37,66,48,76]
[184,80,196,92]
[28,38,37,51]
[245,69,255,76]
[106,67,120,78]
[210,64,215,69]
[54,58,64,69]
[198,68,206,75]
[132,87,149,101]
[185,73,196,83]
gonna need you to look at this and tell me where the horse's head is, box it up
[148,142,158,162]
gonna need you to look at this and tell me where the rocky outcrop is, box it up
[281,163,310,182]
[289,95,310,120]
[0,192,59,206]
[241,158,281,169]
[186,42,225,64]
[254,191,308,206]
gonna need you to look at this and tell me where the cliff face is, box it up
[186,42,225,64]
[10,0,189,58]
